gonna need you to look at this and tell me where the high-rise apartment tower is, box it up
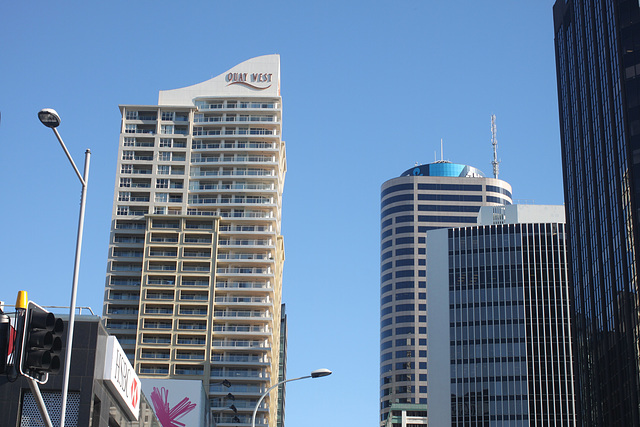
[102,55,286,427]
[554,1,640,424]
[379,161,512,424]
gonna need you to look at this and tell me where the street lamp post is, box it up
[251,368,332,427]
[38,108,90,427]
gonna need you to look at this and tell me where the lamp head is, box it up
[311,368,332,378]
[38,108,61,128]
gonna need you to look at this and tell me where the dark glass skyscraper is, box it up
[553,1,640,424]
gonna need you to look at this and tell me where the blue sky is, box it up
[1,1,560,425]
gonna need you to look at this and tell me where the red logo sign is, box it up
[131,377,139,408]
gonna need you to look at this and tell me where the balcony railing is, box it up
[192,141,276,150]
[190,155,276,163]
[216,267,271,275]
[182,280,209,287]
[213,311,269,319]
[215,281,271,290]
[216,254,269,261]
[190,170,275,177]
[218,239,272,246]
[211,354,268,363]
[189,183,274,191]
[215,296,269,304]
[211,339,268,348]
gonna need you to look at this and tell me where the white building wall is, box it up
[425,228,452,426]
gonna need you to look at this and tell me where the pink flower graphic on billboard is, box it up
[150,387,197,427]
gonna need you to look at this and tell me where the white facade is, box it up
[477,204,566,225]
[102,55,285,427]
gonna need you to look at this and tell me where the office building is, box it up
[0,316,161,427]
[379,161,512,424]
[426,205,576,426]
[102,54,286,426]
[553,1,640,424]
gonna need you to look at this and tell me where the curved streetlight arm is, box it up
[50,127,87,186]
[39,111,91,427]
[251,375,311,427]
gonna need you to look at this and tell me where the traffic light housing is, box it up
[0,312,9,374]
[19,301,64,383]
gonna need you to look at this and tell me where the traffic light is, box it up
[0,311,9,374]
[19,301,64,383]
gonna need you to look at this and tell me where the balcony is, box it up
[142,336,171,344]
[147,277,175,286]
[177,337,206,345]
[216,267,271,276]
[216,253,269,261]
[148,250,178,257]
[110,278,141,287]
[218,240,273,248]
[175,366,204,375]
[191,155,276,164]
[188,196,273,206]
[109,293,140,301]
[196,100,278,111]
[143,321,172,329]
[179,293,209,301]
[192,141,276,150]
[210,354,269,364]
[182,265,210,272]
[211,339,269,349]
[214,296,270,304]
[139,366,169,375]
[213,324,268,333]
[176,352,205,360]
[179,310,207,317]
[183,250,211,258]
[190,169,275,178]
[177,322,207,330]
[189,183,274,191]
[148,264,176,271]
[145,293,174,300]
[106,321,138,330]
[181,279,209,287]
[213,310,270,319]
[215,281,271,290]
[140,352,170,360]
[209,383,266,394]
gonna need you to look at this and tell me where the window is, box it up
[154,207,167,215]
[117,206,129,216]
[118,192,131,202]
[159,152,171,161]
[120,178,132,188]
[155,193,168,203]
[156,179,169,188]
[121,164,133,174]
[122,151,134,160]
[161,112,175,121]
[158,165,170,175]
[125,124,137,133]
[161,125,174,135]
[124,137,136,146]
[160,138,172,147]
[126,111,138,120]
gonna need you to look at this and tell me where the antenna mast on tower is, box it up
[491,114,500,179]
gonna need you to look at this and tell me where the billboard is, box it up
[141,378,207,427]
